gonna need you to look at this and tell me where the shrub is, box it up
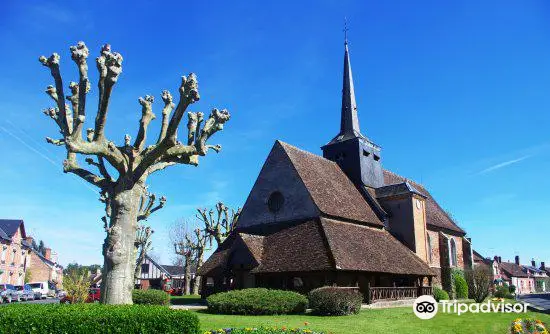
[132,289,170,305]
[494,285,513,299]
[465,266,491,303]
[509,285,516,294]
[433,286,449,302]
[206,288,307,315]
[308,287,363,316]
[0,304,199,334]
[454,274,468,299]
[62,268,90,303]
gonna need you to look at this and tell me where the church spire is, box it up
[340,39,360,136]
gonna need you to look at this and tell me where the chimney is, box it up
[498,256,502,263]
[25,236,34,245]
[531,259,536,267]
[494,256,499,263]
[515,255,520,265]
[44,248,51,260]
[542,262,546,270]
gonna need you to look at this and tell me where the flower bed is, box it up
[511,318,548,334]
[204,327,323,334]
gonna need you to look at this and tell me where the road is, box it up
[1,298,60,305]
[519,293,550,314]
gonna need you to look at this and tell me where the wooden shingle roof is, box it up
[279,141,384,227]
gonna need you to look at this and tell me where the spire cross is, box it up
[343,18,349,44]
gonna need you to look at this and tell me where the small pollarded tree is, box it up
[197,202,241,247]
[174,233,195,295]
[190,228,208,295]
[38,42,231,304]
[134,224,154,281]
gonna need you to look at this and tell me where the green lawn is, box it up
[170,294,204,305]
[195,307,550,334]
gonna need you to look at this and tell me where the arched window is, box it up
[427,233,433,264]
[449,238,457,267]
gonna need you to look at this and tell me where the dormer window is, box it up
[362,149,370,157]
[373,154,380,161]
[267,191,284,213]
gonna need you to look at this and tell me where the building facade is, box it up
[198,39,473,301]
[0,220,30,285]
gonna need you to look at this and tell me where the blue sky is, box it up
[0,1,549,266]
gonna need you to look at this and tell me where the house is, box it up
[135,255,195,291]
[25,239,63,288]
[0,219,31,285]
[198,39,474,301]
[524,259,548,293]
[496,256,535,295]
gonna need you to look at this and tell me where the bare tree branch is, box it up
[133,95,155,152]
[94,44,122,142]
[63,152,108,188]
[137,193,166,221]
[157,91,175,144]
[69,42,90,140]
[39,53,70,134]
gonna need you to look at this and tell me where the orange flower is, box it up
[304,322,310,326]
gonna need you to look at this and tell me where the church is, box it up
[197,39,474,302]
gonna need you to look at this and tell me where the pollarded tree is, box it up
[197,202,241,247]
[174,233,195,295]
[38,42,231,304]
[134,224,154,281]
[190,228,208,295]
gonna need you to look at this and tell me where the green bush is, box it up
[509,285,516,294]
[0,304,199,334]
[132,289,170,305]
[308,287,363,316]
[433,286,449,301]
[454,274,469,299]
[494,285,513,299]
[206,288,307,315]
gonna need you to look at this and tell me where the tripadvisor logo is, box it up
[413,295,529,319]
[413,295,438,320]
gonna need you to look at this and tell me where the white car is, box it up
[28,281,49,299]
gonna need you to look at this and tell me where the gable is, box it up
[282,142,384,226]
[237,141,320,229]
[0,219,26,240]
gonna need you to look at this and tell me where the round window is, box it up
[267,191,284,213]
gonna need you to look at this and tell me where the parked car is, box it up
[28,281,49,299]
[60,288,101,304]
[56,289,67,299]
[0,284,20,303]
[14,284,35,301]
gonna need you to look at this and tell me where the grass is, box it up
[170,294,204,306]
[195,306,550,334]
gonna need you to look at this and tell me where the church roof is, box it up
[198,218,434,277]
[382,171,465,234]
[279,141,384,227]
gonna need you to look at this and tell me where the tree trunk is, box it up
[100,185,141,304]
[192,253,204,295]
[184,256,191,295]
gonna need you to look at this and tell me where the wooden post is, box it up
[366,282,371,304]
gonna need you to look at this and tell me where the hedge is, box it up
[433,286,449,301]
[0,304,200,334]
[132,289,170,305]
[206,288,308,315]
[308,287,363,316]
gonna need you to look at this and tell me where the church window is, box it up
[449,238,457,267]
[416,199,422,209]
[267,191,284,213]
